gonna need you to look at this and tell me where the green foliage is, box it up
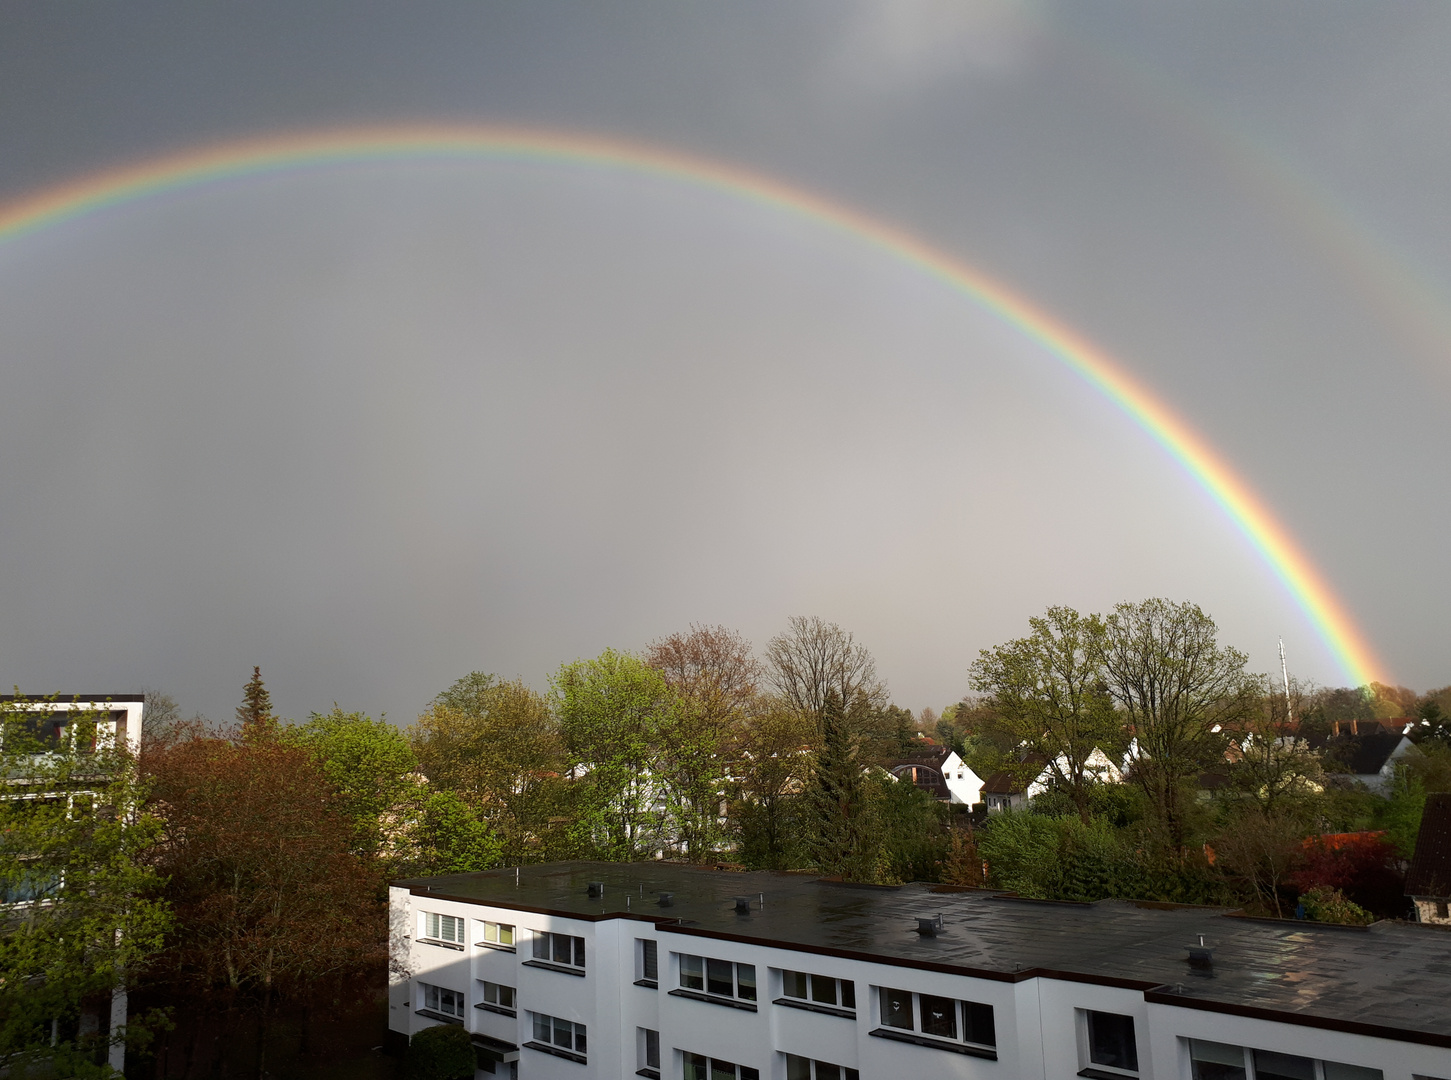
[732,794,810,871]
[872,771,950,884]
[1375,766,1429,859]
[289,707,420,861]
[407,790,502,875]
[0,704,171,1075]
[1299,885,1373,926]
[553,650,677,861]
[405,1023,477,1080]
[236,666,279,741]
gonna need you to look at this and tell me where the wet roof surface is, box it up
[399,861,1451,1043]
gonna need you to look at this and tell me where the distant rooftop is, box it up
[399,861,1451,1049]
[1407,793,1451,899]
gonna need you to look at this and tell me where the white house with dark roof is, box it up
[390,861,1448,1080]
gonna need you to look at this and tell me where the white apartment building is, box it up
[389,863,1451,1080]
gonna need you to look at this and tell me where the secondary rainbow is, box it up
[0,124,1385,686]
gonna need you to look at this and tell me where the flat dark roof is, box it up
[399,861,1451,1048]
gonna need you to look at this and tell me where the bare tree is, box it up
[765,616,887,722]
[645,624,761,727]
[1100,599,1255,849]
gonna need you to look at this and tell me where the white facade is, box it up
[391,872,1449,1080]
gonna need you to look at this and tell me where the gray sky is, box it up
[0,1,1447,724]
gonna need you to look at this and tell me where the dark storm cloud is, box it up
[0,1,1447,721]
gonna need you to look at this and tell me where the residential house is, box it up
[1307,724,1417,796]
[886,746,983,806]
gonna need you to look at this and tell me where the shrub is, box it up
[406,1024,476,1080]
[1299,885,1373,926]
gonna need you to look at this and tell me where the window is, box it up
[479,920,516,948]
[478,980,516,1016]
[1188,1041,1382,1080]
[422,911,465,945]
[420,983,465,1020]
[1083,1010,1138,1074]
[873,987,996,1055]
[784,1054,859,1080]
[682,1051,758,1080]
[637,938,659,985]
[779,970,855,1012]
[636,1027,660,1078]
[676,954,756,1007]
[1438,900,1449,919]
[530,930,585,969]
[527,1012,586,1062]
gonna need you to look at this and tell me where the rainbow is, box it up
[0,124,1385,686]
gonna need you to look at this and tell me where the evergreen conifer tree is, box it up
[237,666,278,741]
[807,692,878,881]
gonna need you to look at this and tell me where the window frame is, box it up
[477,919,516,951]
[419,982,466,1022]
[1076,1009,1139,1078]
[636,1027,661,1078]
[526,930,586,975]
[681,1050,759,1080]
[420,911,466,949]
[672,952,758,1011]
[869,986,997,1059]
[636,937,659,987]
[478,979,516,1017]
[1185,1038,1384,1080]
[776,969,856,1018]
[783,1053,860,1080]
[526,1011,587,1064]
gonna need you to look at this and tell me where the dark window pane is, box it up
[1189,1041,1247,1080]
[642,940,658,981]
[840,981,855,1009]
[1087,1011,1139,1071]
[681,955,704,991]
[845,1071,859,1080]
[965,1002,996,1047]
[711,1060,736,1080]
[533,933,548,960]
[920,994,957,1039]
[646,1030,660,1068]
[684,1051,708,1080]
[882,987,912,1029]
[1253,1050,1315,1080]
[553,1017,572,1049]
[574,1025,586,1054]
[553,935,572,964]
[707,958,735,997]
[737,964,756,1001]
[740,1070,758,1080]
[810,975,836,1005]
[783,971,808,998]
[575,937,586,967]
[1321,1065,1381,1080]
[785,1055,811,1080]
[816,1064,841,1080]
[533,1014,550,1042]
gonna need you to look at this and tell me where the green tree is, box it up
[410,675,570,864]
[730,700,815,870]
[0,702,170,1076]
[1225,676,1326,815]
[553,650,677,861]
[970,606,1121,824]
[1100,599,1254,849]
[805,693,879,881]
[290,707,421,863]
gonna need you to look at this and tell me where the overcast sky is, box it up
[0,2,1447,724]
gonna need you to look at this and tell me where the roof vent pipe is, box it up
[657,892,674,908]
[916,915,944,937]
[587,882,604,899]
[1187,934,1215,972]
[733,896,753,915]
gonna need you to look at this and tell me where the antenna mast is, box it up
[1279,638,1293,725]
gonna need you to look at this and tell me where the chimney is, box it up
[733,896,753,915]
[916,915,944,937]
[587,882,604,899]
[1187,934,1215,972]
[657,892,674,908]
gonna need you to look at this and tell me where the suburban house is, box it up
[1406,792,1451,926]
[0,694,145,1075]
[980,748,1122,813]
[391,861,1446,1080]
[887,746,983,806]
[1307,725,1418,795]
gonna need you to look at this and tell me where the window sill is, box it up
[522,959,586,977]
[415,1009,464,1026]
[634,979,659,990]
[637,1069,661,1079]
[416,938,465,951]
[475,1002,516,1018]
[668,988,758,1012]
[1078,1069,1138,1080]
[524,1041,587,1065]
[868,1028,996,1060]
[774,997,855,1020]
[475,941,517,953]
